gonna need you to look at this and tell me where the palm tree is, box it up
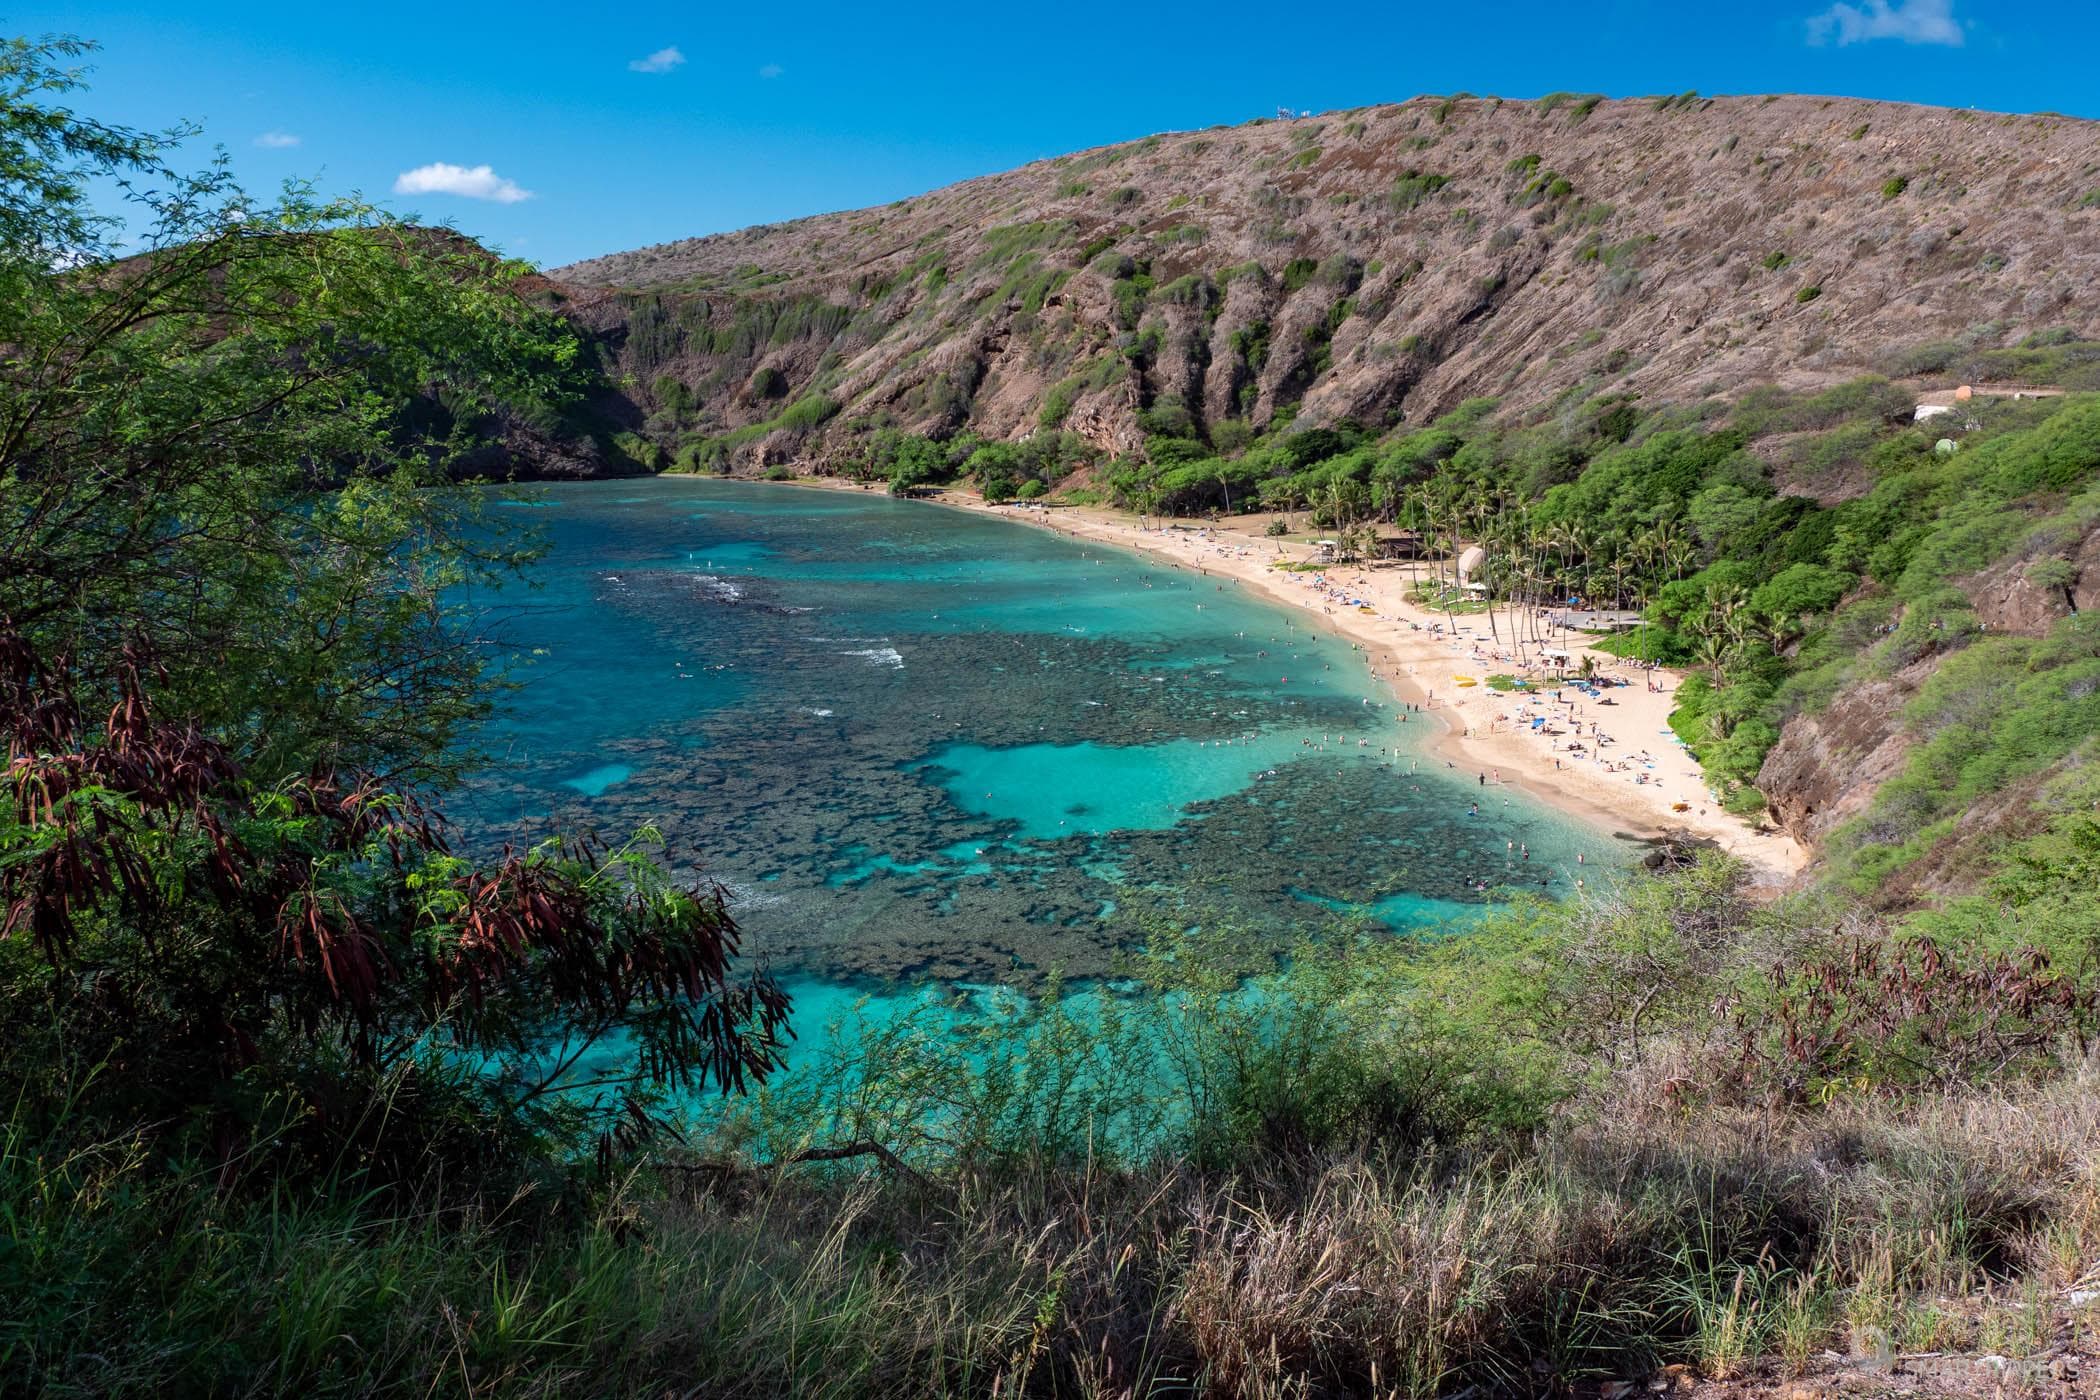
[1627,525,1669,663]
[1398,486,1429,591]
[1424,478,1465,633]
[1421,480,1451,592]
[1722,595,1753,658]
[1695,583,1747,683]
[1517,543,1548,657]
[1761,611,1799,653]
[1322,479,1352,541]
[1693,626,1733,685]
[1480,486,1523,649]
[1608,550,1632,613]
[1542,518,1591,619]
[1665,537,1697,585]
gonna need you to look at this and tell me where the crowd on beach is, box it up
[984,507,1761,854]
[1093,520,1718,821]
[1287,562,1710,817]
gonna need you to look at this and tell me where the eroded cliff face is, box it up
[1757,668,1925,853]
[1966,522,2100,631]
[546,93,2100,471]
[1757,518,2097,865]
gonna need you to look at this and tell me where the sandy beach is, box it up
[935,494,1806,883]
[742,476,1808,884]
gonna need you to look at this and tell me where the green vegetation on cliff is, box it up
[1088,373,2100,858]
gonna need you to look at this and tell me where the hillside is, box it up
[547,92,2100,469]
[530,92,2100,912]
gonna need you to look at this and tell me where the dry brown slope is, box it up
[549,92,2100,468]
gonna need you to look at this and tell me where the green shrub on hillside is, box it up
[1156,273,1216,309]
[1038,374,1083,428]
[1749,562,1854,620]
[613,429,663,471]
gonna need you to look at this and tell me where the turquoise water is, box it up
[453,480,1630,1012]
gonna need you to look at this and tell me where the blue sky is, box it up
[19,0,2081,269]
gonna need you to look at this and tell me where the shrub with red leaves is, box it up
[0,628,790,1180]
[1729,930,2098,1101]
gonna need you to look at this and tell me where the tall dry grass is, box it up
[12,1059,2100,1395]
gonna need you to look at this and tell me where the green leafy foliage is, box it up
[0,36,787,1196]
[17,848,2100,1393]
[1387,168,1451,211]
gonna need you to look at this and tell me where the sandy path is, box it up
[721,477,1808,883]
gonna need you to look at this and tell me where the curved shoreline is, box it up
[989,501,1805,882]
[696,475,1808,885]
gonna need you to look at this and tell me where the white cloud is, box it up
[391,162,534,204]
[1807,0,1963,46]
[758,62,784,79]
[252,131,300,148]
[629,46,686,73]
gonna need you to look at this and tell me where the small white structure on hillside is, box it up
[1456,544,1487,582]
[1916,383,2065,422]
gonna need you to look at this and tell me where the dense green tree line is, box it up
[1070,369,2100,826]
[736,353,2097,835]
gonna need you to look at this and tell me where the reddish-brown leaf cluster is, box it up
[3,629,242,958]
[1735,932,2097,1097]
[1,625,787,1100]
